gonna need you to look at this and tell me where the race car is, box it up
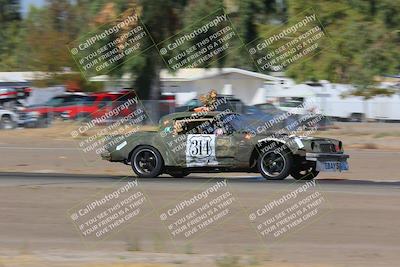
[101,111,349,180]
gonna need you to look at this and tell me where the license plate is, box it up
[317,161,349,172]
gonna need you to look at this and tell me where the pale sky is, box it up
[21,0,45,16]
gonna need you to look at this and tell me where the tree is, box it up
[281,0,399,98]
[23,2,75,73]
[81,0,186,99]
[0,0,23,70]
[133,0,187,99]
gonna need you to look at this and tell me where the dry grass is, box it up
[83,264,175,267]
[2,121,400,151]
[315,122,400,151]
[359,143,379,149]
[1,120,157,140]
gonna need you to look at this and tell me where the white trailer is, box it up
[265,80,400,121]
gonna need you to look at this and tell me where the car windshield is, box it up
[44,97,65,106]
[258,103,278,111]
[81,96,96,104]
[181,98,244,113]
[223,113,258,133]
[186,99,199,107]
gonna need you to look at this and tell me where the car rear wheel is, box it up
[257,147,293,180]
[0,115,16,130]
[75,113,91,122]
[36,116,52,128]
[290,167,319,180]
[131,146,163,178]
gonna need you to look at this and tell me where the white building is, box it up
[265,79,400,121]
[0,72,34,87]
[91,68,280,105]
[160,68,278,105]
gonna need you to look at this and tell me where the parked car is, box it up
[175,95,245,113]
[60,92,135,121]
[24,93,89,120]
[0,87,31,102]
[177,97,299,131]
[0,108,18,129]
[0,104,43,129]
[254,102,286,115]
[25,91,138,122]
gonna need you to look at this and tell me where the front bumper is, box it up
[17,116,41,127]
[305,152,349,161]
[306,152,349,172]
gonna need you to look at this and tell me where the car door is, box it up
[53,96,71,115]
[93,96,113,119]
[165,118,221,167]
[213,117,238,165]
[161,119,188,166]
[189,115,238,166]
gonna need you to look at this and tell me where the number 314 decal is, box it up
[186,135,218,167]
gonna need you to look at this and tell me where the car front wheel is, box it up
[0,115,16,130]
[257,147,293,180]
[131,146,163,178]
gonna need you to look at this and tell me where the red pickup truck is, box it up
[25,91,138,121]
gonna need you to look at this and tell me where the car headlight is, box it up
[60,111,70,118]
[27,111,40,118]
[311,141,315,151]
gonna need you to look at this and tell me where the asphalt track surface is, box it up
[0,171,399,266]
[0,171,400,186]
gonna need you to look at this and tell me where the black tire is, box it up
[290,167,319,180]
[0,115,16,130]
[349,113,363,122]
[75,113,91,122]
[130,146,164,178]
[257,146,293,180]
[36,116,52,128]
[168,170,189,178]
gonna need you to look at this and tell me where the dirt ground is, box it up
[0,175,399,267]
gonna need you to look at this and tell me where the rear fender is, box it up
[112,133,173,165]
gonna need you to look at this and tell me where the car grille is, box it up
[320,143,336,153]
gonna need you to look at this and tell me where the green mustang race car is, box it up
[101,111,349,180]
